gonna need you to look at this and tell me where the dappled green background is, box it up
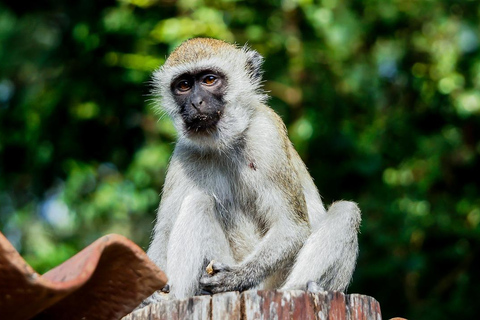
[1,0,479,318]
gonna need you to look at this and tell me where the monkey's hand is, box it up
[199,261,251,294]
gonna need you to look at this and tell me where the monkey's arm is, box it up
[200,181,311,293]
[146,158,185,271]
[147,153,236,299]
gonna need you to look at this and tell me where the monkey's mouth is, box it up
[183,112,221,133]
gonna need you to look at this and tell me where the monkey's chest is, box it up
[208,176,266,262]
[211,184,262,231]
[192,157,267,260]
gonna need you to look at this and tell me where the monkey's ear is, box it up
[244,48,264,81]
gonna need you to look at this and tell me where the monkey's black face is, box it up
[171,70,227,134]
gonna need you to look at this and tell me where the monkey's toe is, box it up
[306,281,326,293]
[200,289,213,295]
[161,284,170,293]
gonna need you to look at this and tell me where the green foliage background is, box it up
[1,0,479,318]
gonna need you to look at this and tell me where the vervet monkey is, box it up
[146,38,361,301]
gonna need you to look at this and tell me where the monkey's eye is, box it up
[202,75,217,86]
[176,80,192,92]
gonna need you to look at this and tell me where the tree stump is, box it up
[123,290,382,320]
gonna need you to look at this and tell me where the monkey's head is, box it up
[153,38,266,149]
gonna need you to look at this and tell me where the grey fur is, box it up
[145,38,361,301]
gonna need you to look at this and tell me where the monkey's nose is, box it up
[191,100,203,111]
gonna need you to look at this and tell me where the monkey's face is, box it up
[153,38,268,149]
[171,70,227,135]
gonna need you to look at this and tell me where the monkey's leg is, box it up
[281,201,361,292]
[166,192,234,299]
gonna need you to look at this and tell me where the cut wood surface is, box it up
[123,290,382,320]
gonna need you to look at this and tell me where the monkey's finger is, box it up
[199,273,225,288]
[199,275,215,287]
[211,261,231,273]
[199,282,224,294]
[200,289,213,295]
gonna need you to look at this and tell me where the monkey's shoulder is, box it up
[245,104,299,166]
[246,104,287,144]
[252,104,288,133]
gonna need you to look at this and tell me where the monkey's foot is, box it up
[161,284,170,293]
[306,281,326,293]
[136,289,170,310]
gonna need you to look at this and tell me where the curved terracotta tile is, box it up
[0,232,167,320]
